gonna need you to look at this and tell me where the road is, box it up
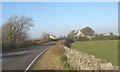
[2,41,57,70]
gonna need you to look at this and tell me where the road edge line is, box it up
[25,48,48,70]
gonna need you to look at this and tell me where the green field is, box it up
[71,40,118,65]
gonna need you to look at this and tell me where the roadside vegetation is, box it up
[32,41,66,70]
[71,40,118,65]
[2,16,34,51]
[2,16,53,52]
[65,27,119,48]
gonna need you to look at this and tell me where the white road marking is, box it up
[25,48,48,70]
[16,51,28,55]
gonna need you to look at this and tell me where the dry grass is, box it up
[32,41,65,70]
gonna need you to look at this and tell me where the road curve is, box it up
[2,41,57,70]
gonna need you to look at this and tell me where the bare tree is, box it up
[2,16,34,49]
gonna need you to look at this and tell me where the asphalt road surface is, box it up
[2,41,57,70]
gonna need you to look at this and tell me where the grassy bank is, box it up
[71,40,118,65]
[32,41,66,70]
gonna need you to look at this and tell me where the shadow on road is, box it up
[2,41,58,59]
[39,41,57,46]
[2,52,29,59]
[39,43,56,46]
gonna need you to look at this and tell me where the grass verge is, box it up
[31,41,67,70]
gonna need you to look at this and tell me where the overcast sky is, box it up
[2,2,118,39]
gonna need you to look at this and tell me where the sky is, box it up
[2,2,118,39]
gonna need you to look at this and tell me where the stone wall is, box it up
[64,46,119,70]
